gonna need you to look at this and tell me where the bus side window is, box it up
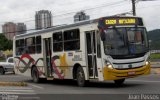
[64,29,80,51]
[53,32,63,52]
[36,36,42,53]
[25,37,35,54]
[16,39,25,55]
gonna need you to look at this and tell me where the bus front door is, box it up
[85,31,98,79]
[43,38,53,78]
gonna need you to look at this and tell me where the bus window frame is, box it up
[63,29,80,51]
[35,36,42,54]
[52,31,63,52]
[25,37,36,54]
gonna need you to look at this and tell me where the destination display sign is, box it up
[98,17,144,29]
[105,18,136,25]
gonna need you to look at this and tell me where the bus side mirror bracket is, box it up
[100,31,105,41]
[149,40,152,50]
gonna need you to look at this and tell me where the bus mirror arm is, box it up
[149,40,152,50]
[100,28,105,41]
[135,25,138,28]
[101,32,105,41]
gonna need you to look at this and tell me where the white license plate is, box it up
[128,71,136,75]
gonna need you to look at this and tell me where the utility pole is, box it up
[131,0,156,16]
[132,0,136,16]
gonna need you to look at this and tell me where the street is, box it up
[0,72,160,100]
[0,0,160,100]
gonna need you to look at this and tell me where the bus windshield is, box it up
[103,27,149,58]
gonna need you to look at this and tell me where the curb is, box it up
[0,82,27,86]
[150,62,160,65]
[151,68,160,74]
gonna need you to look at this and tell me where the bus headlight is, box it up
[145,61,149,66]
[104,60,113,69]
[107,64,113,69]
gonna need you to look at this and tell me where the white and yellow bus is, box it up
[13,16,150,86]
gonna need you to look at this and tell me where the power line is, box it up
[1,1,128,33]
[2,2,160,35]
[53,0,126,15]
[0,0,126,25]
[1,10,133,34]
[131,0,158,16]
[1,0,159,34]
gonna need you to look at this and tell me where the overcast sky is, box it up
[0,0,160,32]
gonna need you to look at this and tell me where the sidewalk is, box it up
[150,62,160,65]
[151,68,160,74]
[150,60,160,68]
[150,59,160,74]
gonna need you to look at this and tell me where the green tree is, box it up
[0,34,13,50]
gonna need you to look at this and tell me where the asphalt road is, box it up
[0,72,160,100]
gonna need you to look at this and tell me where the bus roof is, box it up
[15,19,98,38]
[15,15,142,39]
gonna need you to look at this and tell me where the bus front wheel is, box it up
[76,67,87,87]
[32,67,40,83]
[114,79,125,86]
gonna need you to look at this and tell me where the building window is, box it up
[36,36,42,53]
[53,32,63,52]
[63,29,80,51]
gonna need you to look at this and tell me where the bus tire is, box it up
[76,66,86,87]
[0,67,5,75]
[13,70,15,74]
[32,67,40,83]
[114,79,125,86]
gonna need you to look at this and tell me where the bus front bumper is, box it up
[103,64,150,80]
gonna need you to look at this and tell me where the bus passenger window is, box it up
[64,29,80,51]
[16,39,25,55]
[25,37,35,54]
[53,32,63,52]
[36,36,42,53]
